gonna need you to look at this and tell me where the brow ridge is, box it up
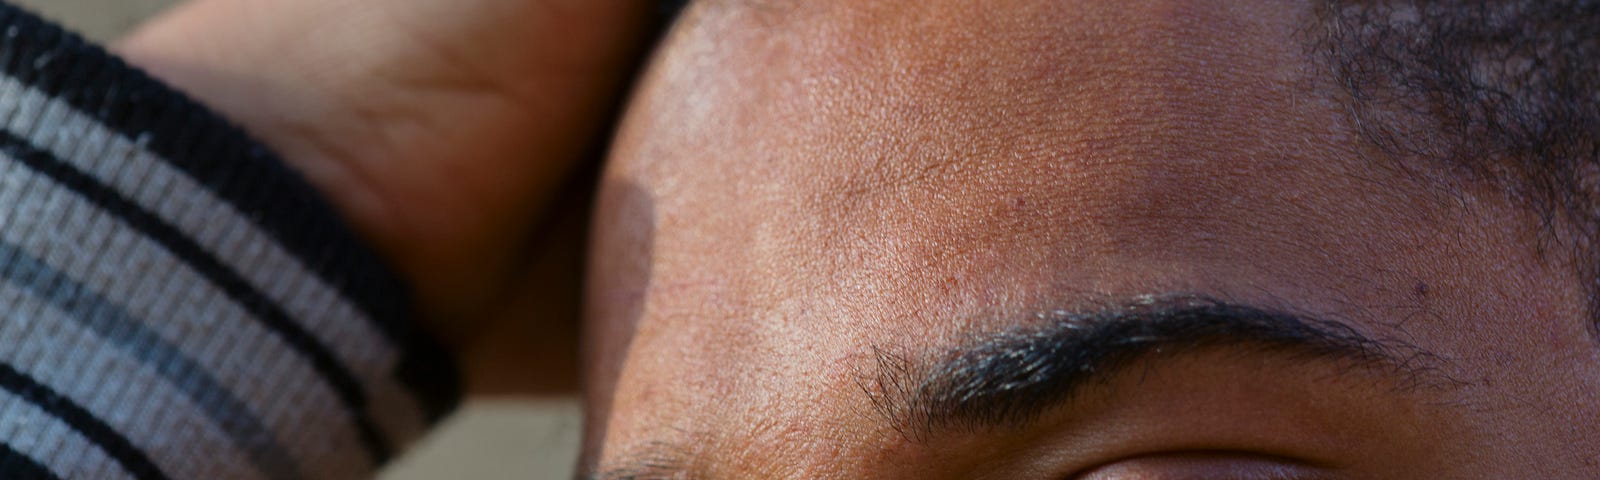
[860,295,1455,440]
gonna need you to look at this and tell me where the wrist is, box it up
[116,0,657,328]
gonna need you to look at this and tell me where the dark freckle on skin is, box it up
[1414,281,1429,297]
[1014,197,1027,208]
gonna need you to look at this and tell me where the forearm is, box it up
[116,0,660,325]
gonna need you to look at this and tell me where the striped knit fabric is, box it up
[0,3,458,479]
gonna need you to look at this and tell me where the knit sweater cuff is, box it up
[0,3,459,479]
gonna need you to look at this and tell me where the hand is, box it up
[117,0,660,391]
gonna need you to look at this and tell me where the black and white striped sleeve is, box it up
[0,3,460,479]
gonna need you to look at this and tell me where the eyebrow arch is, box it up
[586,442,696,480]
[860,295,1458,439]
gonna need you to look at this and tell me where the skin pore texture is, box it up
[588,1,1600,478]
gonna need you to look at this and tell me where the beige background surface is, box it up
[8,1,583,478]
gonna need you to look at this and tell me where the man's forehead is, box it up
[651,3,1376,231]
[655,1,1369,202]
[615,0,1485,402]
[591,0,1600,476]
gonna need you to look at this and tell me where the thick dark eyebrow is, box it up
[586,296,1459,477]
[860,295,1457,439]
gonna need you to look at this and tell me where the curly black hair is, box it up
[1321,0,1600,327]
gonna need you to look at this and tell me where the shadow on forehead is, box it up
[857,295,1463,441]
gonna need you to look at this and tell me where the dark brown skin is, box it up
[116,0,658,391]
[587,1,1600,477]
